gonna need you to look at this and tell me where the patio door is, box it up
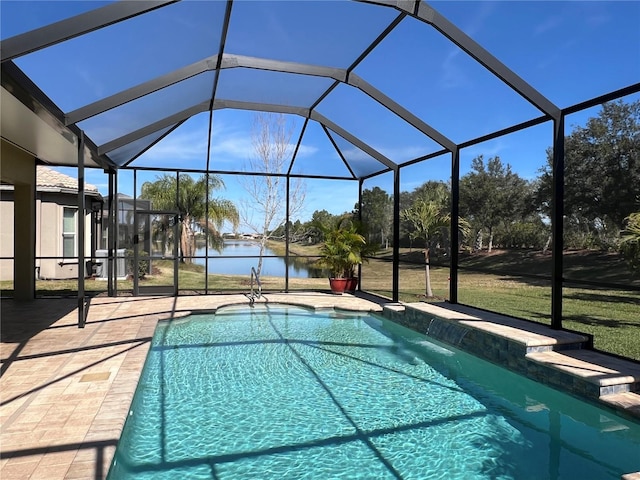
[133,210,179,296]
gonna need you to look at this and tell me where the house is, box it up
[0,165,103,281]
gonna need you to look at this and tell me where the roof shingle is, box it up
[37,166,99,193]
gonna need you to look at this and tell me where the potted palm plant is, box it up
[316,216,366,294]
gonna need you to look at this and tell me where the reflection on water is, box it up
[192,239,322,278]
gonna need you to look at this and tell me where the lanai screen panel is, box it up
[216,69,335,108]
[0,1,113,38]
[224,1,400,68]
[354,14,544,144]
[128,114,214,171]
[327,129,390,179]
[317,83,444,163]
[107,125,176,168]
[207,109,306,174]
[77,71,216,147]
[2,0,637,180]
[9,1,226,112]
[289,122,355,179]
[433,1,640,108]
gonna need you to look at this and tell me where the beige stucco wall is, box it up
[0,144,96,282]
[0,195,15,281]
[1,140,100,288]
[36,199,61,280]
[0,192,95,281]
[36,195,93,280]
[1,141,36,297]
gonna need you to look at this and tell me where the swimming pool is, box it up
[108,305,640,479]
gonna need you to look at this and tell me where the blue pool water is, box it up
[108,305,640,479]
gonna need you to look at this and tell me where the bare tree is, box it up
[239,113,306,276]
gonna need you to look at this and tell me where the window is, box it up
[62,207,76,258]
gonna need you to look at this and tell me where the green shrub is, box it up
[125,249,149,278]
[620,212,640,273]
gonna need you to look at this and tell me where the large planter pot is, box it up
[329,277,349,295]
[345,277,358,293]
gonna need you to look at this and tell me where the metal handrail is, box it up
[249,267,262,304]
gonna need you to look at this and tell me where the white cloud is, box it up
[137,120,320,169]
[337,143,436,165]
[210,135,253,159]
[579,2,611,28]
[295,145,319,157]
[301,181,359,220]
[340,146,371,162]
[211,132,318,161]
[461,138,507,169]
[464,2,498,38]
[533,16,563,37]
[75,67,105,100]
[141,129,209,161]
[439,49,472,90]
[438,2,496,90]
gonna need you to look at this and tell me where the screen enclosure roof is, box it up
[1,1,639,179]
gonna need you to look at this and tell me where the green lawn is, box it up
[361,251,640,362]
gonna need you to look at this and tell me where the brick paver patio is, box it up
[0,294,382,479]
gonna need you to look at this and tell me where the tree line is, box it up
[139,101,640,276]
[303,100,639,261]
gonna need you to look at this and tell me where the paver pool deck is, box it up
[1,293,639,479]
[0,293,383,479]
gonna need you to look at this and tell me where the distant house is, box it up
[0,166,103,281]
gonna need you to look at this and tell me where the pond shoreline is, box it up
[191,238,323,277]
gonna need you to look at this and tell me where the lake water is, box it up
[193,239,321,278]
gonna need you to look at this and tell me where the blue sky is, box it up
[2,1,639,230]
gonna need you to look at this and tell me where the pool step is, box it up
[383,302,590,367]
[600,392,640,419]
[388,302,590,350]
[622,471,640,480]
[526,350,640,399]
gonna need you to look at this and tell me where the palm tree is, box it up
[401,186,470,297]
[141,174,239,263]
[317,216,367,279]
[401,200,451,298]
